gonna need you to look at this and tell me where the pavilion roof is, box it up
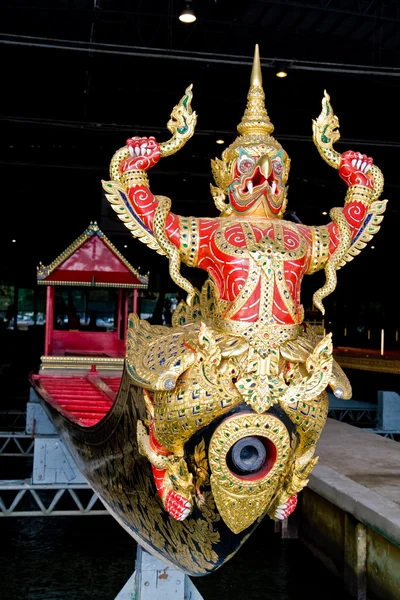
[37,222,148,288]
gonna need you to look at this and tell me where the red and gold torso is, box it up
[196,217,312,324]
[125,183,371,327]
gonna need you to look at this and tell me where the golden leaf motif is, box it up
[193,438,210,489]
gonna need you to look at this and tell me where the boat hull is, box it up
[34,368,264,576]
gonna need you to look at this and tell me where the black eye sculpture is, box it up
[229,436,267,475]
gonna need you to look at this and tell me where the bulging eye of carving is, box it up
[273,160,283,175]
[238,154,255,174]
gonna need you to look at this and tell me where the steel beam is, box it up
[0,35,399,78]
[0,410,26,432]
[0,480,108,517]
[0,433,34,457]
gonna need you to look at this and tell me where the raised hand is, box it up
[120,136,161,173]
[164,489,192,521]
[339,150,374,189]
[274,493,298,520]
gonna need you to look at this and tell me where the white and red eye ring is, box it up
[238,155,255,174]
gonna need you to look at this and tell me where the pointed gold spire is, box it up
[237,44,274,137]
[250,43,262,87]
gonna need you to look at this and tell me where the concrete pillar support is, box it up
[343,514,367,600]
[115,546,204,600]
[377,391,400,431]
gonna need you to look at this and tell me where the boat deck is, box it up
[31,373,122,426]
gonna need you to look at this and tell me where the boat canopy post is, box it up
[117,288,123,340]
[114,546,204,600]
[44,286,55,355]
[124,290,129,344]
[133,288,138,314]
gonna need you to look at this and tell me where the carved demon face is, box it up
[228,145,289,217]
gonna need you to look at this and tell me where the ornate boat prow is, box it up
[32,43,386,578]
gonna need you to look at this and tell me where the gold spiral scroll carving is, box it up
[209,412,291,534]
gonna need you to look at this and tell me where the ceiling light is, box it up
[371,246,375,249]
[179,4,196,23]
[12,239,16,243]
[124,244,128,248]
[216,139,224,144]
[322,211,327,216]
[275,61,288,78]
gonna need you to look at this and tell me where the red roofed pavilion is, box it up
[37,221,148,364]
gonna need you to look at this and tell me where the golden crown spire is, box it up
[237,44,274,137]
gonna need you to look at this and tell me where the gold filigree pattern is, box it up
[137,419,195,507]
[126,313,197,391]
[153,195,196,304]
[337,199,387,269]
[269,390,329,514]
[102,179,167,256]
[151,344,244,454]
[124,275,339,533]
[312,207,352,315]
[307,225,330,274]
[178,216,199,267]
[235,331,333,413]
[210,184,232,216]
[193,438,210,496]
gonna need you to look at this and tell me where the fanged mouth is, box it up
[240,166,278,197]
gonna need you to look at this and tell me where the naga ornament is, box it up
[99,45,386,569]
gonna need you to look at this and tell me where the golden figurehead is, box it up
[102,45,386,535]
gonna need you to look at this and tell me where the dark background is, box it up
[0,0,399,343]
[0,7,397,597]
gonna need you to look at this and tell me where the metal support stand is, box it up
[115,546,204,600]
[274,512,299,539]
[0,392,107,517]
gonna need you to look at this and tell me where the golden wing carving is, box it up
[211,157,233,191]
[336,199,387,269]
[101,179,167,256]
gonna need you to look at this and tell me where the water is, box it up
[0,515,351,600]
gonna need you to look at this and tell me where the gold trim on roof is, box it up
[37,280,148,289]
[37,221,149,287]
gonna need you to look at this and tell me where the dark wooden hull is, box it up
[34,368,264,576]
